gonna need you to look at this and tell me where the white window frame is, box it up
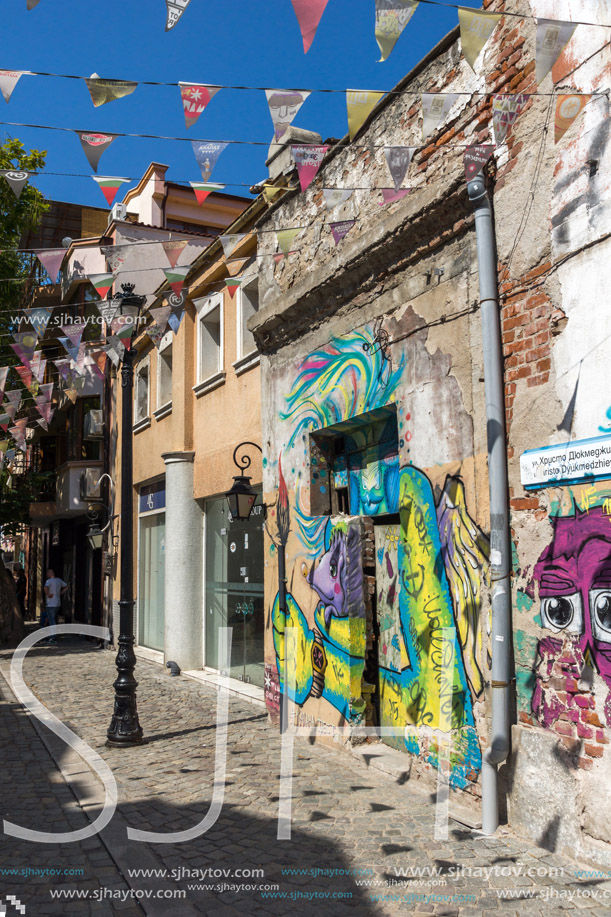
[234,274,260,374]
[194,292,225,397]
[133,355,151,432]
[155,331,173,419]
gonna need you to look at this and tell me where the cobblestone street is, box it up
[1,636,610,916]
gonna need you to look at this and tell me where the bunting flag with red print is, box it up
[161,240,189,269]
[179,83,221,129]
[464,145,494,181]
[85,74,138,108]
[329,220,356,245]
[292,145,328,191]
[266,89,310,141]
[0,70,30,103]
[0,416,10,432]
[88,273,115,299]
[0,169,34,199]
[92,176,130,207]
[36,248,67,282]
[166,0,192,30]
[76,132,118,172]
[374,0,419,62]
[225,277,243,299]
[290,0,329,53]
[10,331,38,367]
[555,94,591,144]
[190,181,225,205]
[14,365,33,391]
[492,94,528,145]
[378,188,410,205]
[163,265,191,294]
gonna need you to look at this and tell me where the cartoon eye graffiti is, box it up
[330,563,337,578]
[540,594,583,634]
[590,590,611,641]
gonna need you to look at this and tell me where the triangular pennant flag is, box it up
[95,298,118,327]
[146,306,171,346]
[36,248,67,282]
[191,141,228,182]
[0,70,29,103]
[14,365,32,391]
[9,418,27,451]
[36,417,49,431]
[457,8,502,71]
[347,90,386,141]
[90,351,108,379]
[76,132,118,173]
[100,243,129,273]
[88,273,115,299]
[10,332,38,367]
[30,351,46,383]
[0,367,8,398]
[536,19,577,84]
[266,89,311,141]
[0,415,10,432]
[110,315,135,340]
[384,146,416,191]
[163,265,191,295]
[555,94,590,144]
[166,0,192,30]
[292,144,328,191]
[190,181,225,205]
[378,188,411,205]
[262,185,286,203]
[168,309,185,334]
[85,74,138,108]
[322,189,354,209]
[277,228,303,255]
[3,402,18,422]
[179,83,221,129]
[58,337,80,362]
[290,0,329,53]
[164,290,187,311]
[104,336,125,364]
[65,388,79,404]
[0,169,33,199]
[37,382,54,403]
[27,0,41,8]
[492,94,528,145]
[60,325,84,350]
[147,323,170,347]
[329,220,356,245]
[375,0,419,62]
[149,306,173,327]
[4,390,22,419]
[225,278,243,299]
[220,234,247,259]
[54,359,74,385]
[464,145,494,181]
[161,240,189,269]
[92,176,130,207]
[23,307,51,338]
[421,93,459,140]
[36,401,55,425]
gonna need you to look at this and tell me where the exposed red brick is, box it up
[555,722,575,737]
[578,757,593,770]
[511,497,539,511]
[577,723,593,739]
[596,730,609,744]
[585,743,604,758]
[585,711,602,726]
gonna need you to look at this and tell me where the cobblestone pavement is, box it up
[1,637,611,917]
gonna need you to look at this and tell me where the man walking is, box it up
[43,568,67,644]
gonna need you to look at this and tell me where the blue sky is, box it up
[1,0,483,209]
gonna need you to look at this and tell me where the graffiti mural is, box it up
[531,490,611,736]
[268,323,489,789]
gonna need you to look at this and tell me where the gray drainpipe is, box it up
[467,174,512,835]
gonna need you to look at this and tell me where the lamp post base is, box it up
[106,603,144,747]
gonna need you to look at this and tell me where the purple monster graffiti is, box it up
[532,506,611,727]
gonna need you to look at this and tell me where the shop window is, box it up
[196,293,223,383]
[134,362,150,424]
[309,407,400,517]
[157,334,172,409]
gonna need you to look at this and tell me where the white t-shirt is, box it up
[45,577,66,607]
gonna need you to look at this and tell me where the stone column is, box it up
[162,451,202,671]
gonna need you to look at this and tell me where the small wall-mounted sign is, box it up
[521,434,611,490]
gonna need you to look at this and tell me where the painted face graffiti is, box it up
[533,506,611,725]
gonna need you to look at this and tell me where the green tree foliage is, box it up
[0,138,49,535]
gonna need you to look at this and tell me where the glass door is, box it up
[205,493,265,687]
[138,513,165,651]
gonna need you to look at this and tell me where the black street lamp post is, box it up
[107,284,146,747]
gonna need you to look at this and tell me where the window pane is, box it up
[158,344,172,406]
[136,367,149,421]
[199,305,221,380]
[241,284,259,357]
